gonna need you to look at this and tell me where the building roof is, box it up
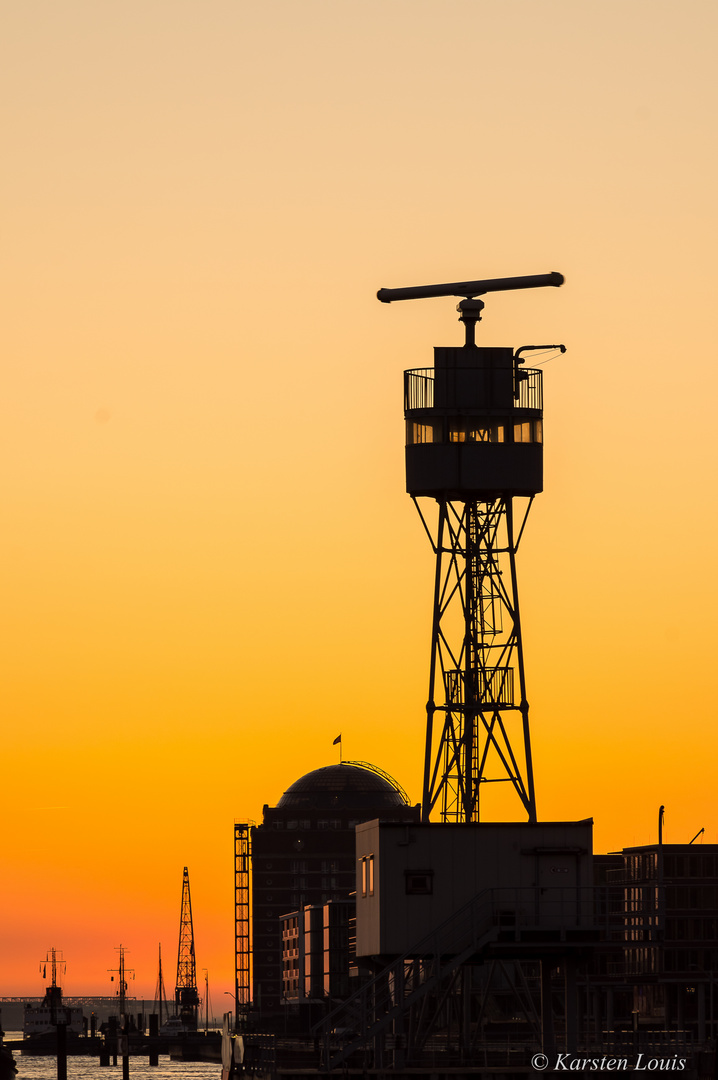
[275,763,409,811]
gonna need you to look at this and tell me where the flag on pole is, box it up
[333,734,341,745]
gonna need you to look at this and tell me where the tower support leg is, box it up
[418,496,537,822]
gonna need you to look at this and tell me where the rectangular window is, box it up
[513,420,542,443]
[448,421,505,444]
[408,420,439,444]
[360,854,375,898]
[405,870,433,895]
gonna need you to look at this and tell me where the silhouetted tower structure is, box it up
[40,947,66,1023]
[108,944,134,1018]
[175,866,200,1028]
[378,272,565,824]
[154,943,170,1026]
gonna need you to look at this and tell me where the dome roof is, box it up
[276,763,408,811]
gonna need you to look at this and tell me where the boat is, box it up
[23,949,84,1038]
[159,1014,195,1036]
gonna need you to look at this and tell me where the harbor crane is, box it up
[175,866,200,1029]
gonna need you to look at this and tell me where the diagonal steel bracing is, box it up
[420,495,537,822]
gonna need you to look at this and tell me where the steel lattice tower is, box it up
[175,866,200,1027]
[379,272,564,824]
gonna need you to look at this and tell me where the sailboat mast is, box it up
[119,947,125,1017]
[158,945,162,1026]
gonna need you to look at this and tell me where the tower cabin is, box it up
[404,340,543,501]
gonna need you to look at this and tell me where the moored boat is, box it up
[23,949,84,1038]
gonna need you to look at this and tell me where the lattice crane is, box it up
[175,866,200,1028]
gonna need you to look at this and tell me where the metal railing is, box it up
[405,367,543,412]
[446,667,515,707]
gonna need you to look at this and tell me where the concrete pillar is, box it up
[592,988,601,1047]
[461,967,473,1060]
[564,957,579,1053]
[606,986,614,1043]
[697,982,706,1044]
[541,961,556,1058]
[676,985,684,1034]
[392,962,405,1071]
[56,1022,68,1080]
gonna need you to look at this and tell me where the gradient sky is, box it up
[2,0,717,1001]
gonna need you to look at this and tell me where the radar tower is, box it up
[379,272,565,823]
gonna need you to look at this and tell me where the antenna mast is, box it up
[40,947,66,1022]
[108,945,134,1018]
[41,947,66,990]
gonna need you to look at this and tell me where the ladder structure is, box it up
[234,823,252,1029]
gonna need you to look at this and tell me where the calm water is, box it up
[5,1036,220,1080]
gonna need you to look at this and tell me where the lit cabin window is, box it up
[448,421,505,443]
[513,420,542,443]
[407,420,440,444]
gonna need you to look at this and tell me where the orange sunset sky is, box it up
[2,1,718,1003]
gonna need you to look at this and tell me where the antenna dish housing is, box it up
[377,271,563,304]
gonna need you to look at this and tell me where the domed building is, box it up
[275,762,411,814]
[248,761,420,1017]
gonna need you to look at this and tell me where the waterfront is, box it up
[5,1036,219,1079]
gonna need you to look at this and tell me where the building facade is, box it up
[619,843,718,1040]
[249,762,420,1017]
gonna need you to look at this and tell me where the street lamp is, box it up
[223,992,237,1032]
